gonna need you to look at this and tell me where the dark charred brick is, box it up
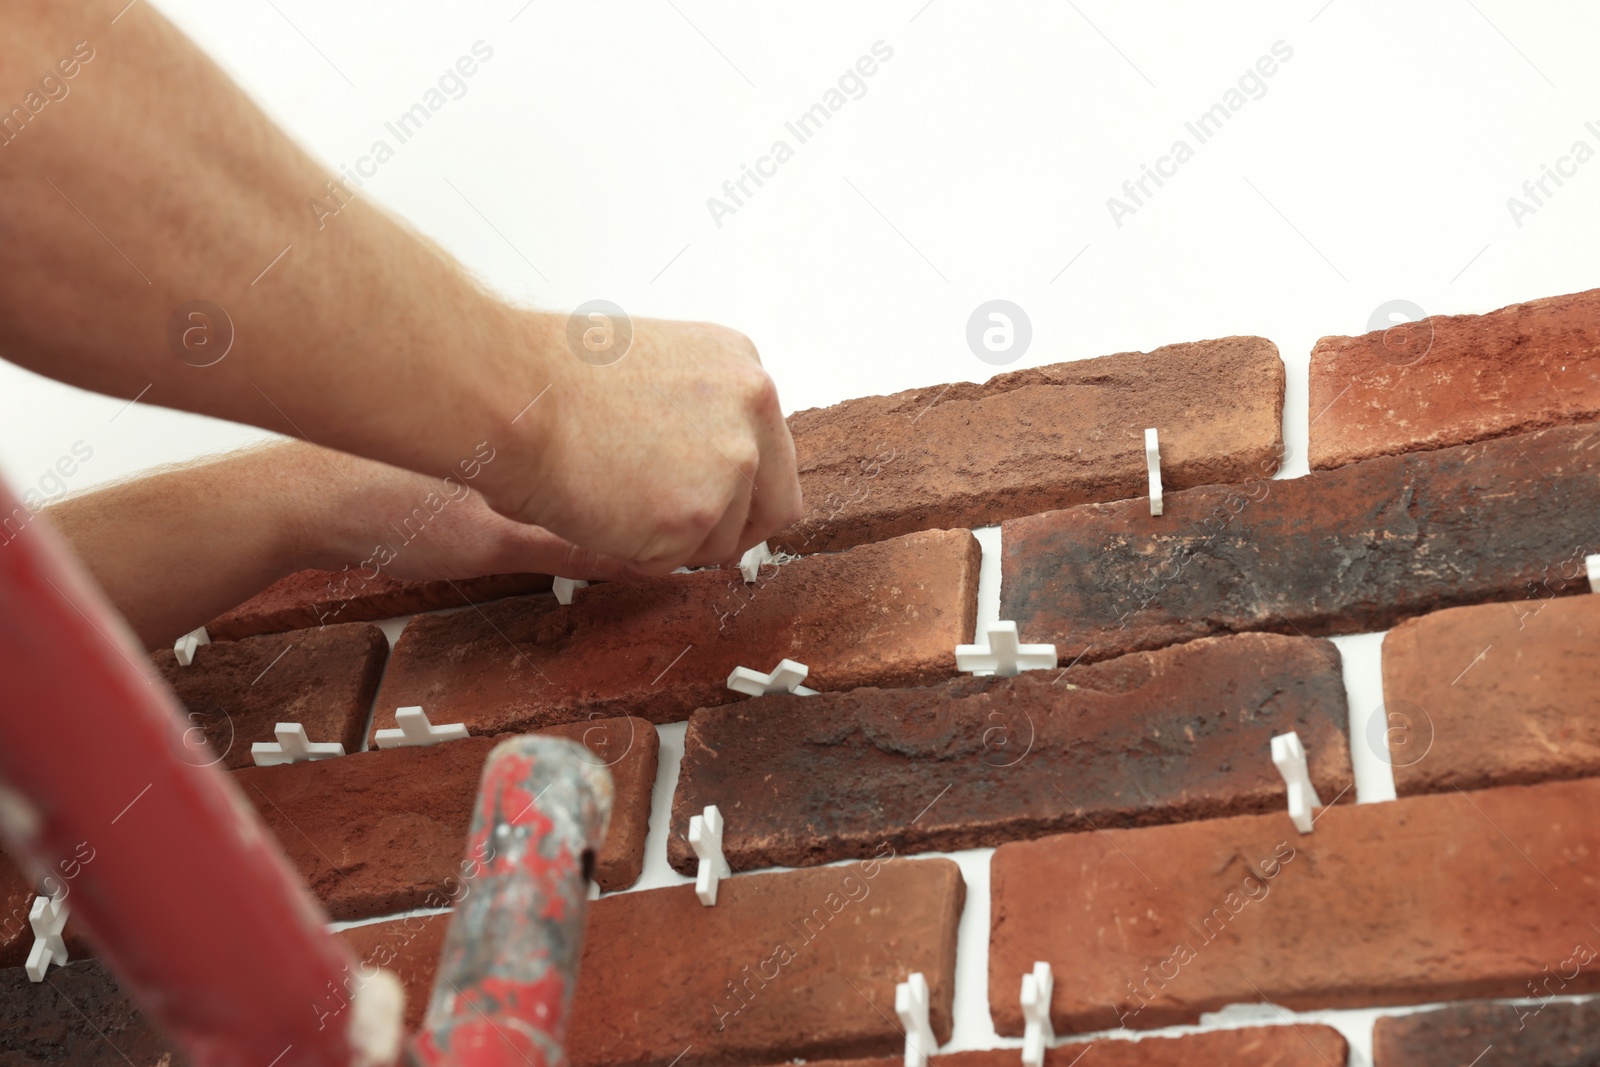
[1001,423,1600,664]
[1310,288,1600,470]
[990,776,1600,1036]
[372,529,980,735]
[669,633,1351,874]
[1372,998,1600,1066]
[774,337,1284,555]
[0,959,181,1065]
[1384,594,1600,796]
[206,569,552,640]
[566,858,964,1067]
[151,622,387,771]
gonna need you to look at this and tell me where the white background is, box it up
[4,2,1598,1063]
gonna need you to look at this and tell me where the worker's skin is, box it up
[0,2,803,648]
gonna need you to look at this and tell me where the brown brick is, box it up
[989,776,1600,1036]
[238,719,657,918]
[805,1026,1349,1067]
[0,959,180,1065]
[373,529,980,735]
[774,337,1284,555]
[669,633,1352,874]
[567,857,964,1067]
[1372,999,1600,1067]
[0,852,95,969]
[151,621,387,771]
[1384,594,1600,796]
[336,914,451,1035]
[1310,288,1600,470]
[206,569,552,640]
[1001,423,1600,664]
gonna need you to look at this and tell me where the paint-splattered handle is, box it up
[410,735,614,1067]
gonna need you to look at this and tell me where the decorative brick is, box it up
[989,776,1600,1036]
[372,529,979,735]
[1383,594,1600,796]
[774,337,1285,555]
[1372,998,1600,1066]
[207,569,552,640]
[151,621,387,771]
[0,959,177,1065]
[804,1026,1349,1067]
[1310,288,1600,470]
[1001,423,1600,664]
[567,857,964,1067]
[669,633,1351,874]
[336,914,451,1035]
[239,719,656,919]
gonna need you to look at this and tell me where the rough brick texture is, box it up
[151,621,387,771]
[1002,422,1600,663]
[336,914,451,1035]
[0,851,95,969]
[669,633,1351,873]
[0,960,179,1065]
[207,568,552,639]
[239,721,656,919]
[989,776,1600,1035]
[567,857,964,1067]
[1373,998,1600,1066]
[775,337,1285,555]
[373,529,980,735]
[1384,594,1600,796]
[805,1026,1349,1067]
[1310,288,1600,470]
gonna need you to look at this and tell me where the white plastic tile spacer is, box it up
[552,577,588,605]
[173,625,211,666]
[1271,731,1323,835]
[1145,427,1163,517]
[1020,961,1054,1067]
[1587,554,1600,593]
[956,621,1057,677]
[374,706,470,749]
[25,895,67,983]
[727,659,818,697]
[738,541,774,583]
[251,722,346,767]
[688,804,732,906]
[895,971,937,1067]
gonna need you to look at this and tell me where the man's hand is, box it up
[483,315,802,577]
[44,441,643,649]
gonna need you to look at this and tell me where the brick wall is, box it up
[5,292,1600,1066]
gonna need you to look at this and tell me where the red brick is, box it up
[1372,998,1600,1066]
[1310,288,1600,470]
[1383,594,1600,796]
[336,914,451,1035]
[372,529,979,735]
[669,633,1352,874]
[151,621,387,771]
[238,720,656,919]
[1001,423,1600,663]
[775,337,1284,555]
[206,569,552,640]
[989,776,1600,1036]
[567,857,964,1067]
[0,852,95,970]
[805,1026,1349,1067]
[0,959,178,1064]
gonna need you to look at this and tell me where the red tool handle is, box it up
[411,736,613,1067]
[0,481,394,1066]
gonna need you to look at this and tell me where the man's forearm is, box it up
[0,1,539,491]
